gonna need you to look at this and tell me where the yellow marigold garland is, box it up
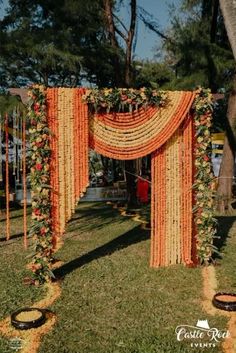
[193,88,218,264]
[28,85,54,284]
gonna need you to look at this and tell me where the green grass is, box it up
[214,212,236,292]
[0,205,46,353]
[39,203,227,353]
[1,202,235,353]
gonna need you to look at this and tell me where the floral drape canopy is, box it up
[28,86,216,283]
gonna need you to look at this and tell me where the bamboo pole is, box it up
[0,116,2,183]
[22,114,27,248]
[5,113,10,240]
[12,108,17,176]
[16,109,20,183]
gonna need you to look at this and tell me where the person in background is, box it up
[136,175,149,204]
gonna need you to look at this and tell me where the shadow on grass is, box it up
[67,203,129,232]
[0,200,24,211]
[213,215,236,259]
[0,232,25,242]
[54,225,150,279]
[0,210,31,223]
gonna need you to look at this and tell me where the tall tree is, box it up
[164,0,234,91]
[103,0,137,87]
[162,0,236,212]
[0,0,122,87]
[219,0,236,59]
[217,0,236,212]
[103,0,138,207]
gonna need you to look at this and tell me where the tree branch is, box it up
[114,25,127,42]
[112,12,129,34]
[137,5,172,42]
[103,0,119,49]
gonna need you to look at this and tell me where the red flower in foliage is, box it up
[34,103,40,112]
[35,163,43,171]
[30,119,37,126]
[121,94,128,101]
[40,227,47,235]
[34,208,41,216]
[203,155,209,162]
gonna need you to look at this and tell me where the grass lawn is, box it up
[0,205,46,353]
[0,202,235,353]
[214,213,236,292]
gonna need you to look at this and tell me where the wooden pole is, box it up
[0,116,2,183]
[22,114,27,248]
[5,113,10,240]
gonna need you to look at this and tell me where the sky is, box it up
[0,0,181,60]
[119,0,181,60]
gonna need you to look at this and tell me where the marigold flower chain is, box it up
[27,85,54,285]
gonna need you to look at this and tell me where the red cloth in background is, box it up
[137,178,149,203]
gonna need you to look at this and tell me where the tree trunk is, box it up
[103,0,138,205]
[124,0,136,87]
[210,0,219,43]
[103,0,122,86]
[219,0,236,61]
[217,73,236,212]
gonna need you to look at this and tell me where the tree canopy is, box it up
[0,0,126,87]
[162,0,235,91]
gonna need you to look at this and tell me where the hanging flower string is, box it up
[27,85,54,285]
[83,87,168,112]
[193,88,218,264]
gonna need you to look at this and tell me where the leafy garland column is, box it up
[28,85,54,284]
[193,88,218,263]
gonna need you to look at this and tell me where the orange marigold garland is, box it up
[193,88,218,264]
[47,88,59,246]
[28,85,54,284]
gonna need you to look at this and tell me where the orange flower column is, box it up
[47,88,60,245]
[150,123,196,267]
[47,88,89,237]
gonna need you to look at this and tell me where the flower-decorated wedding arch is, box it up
[28,86,216,283]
